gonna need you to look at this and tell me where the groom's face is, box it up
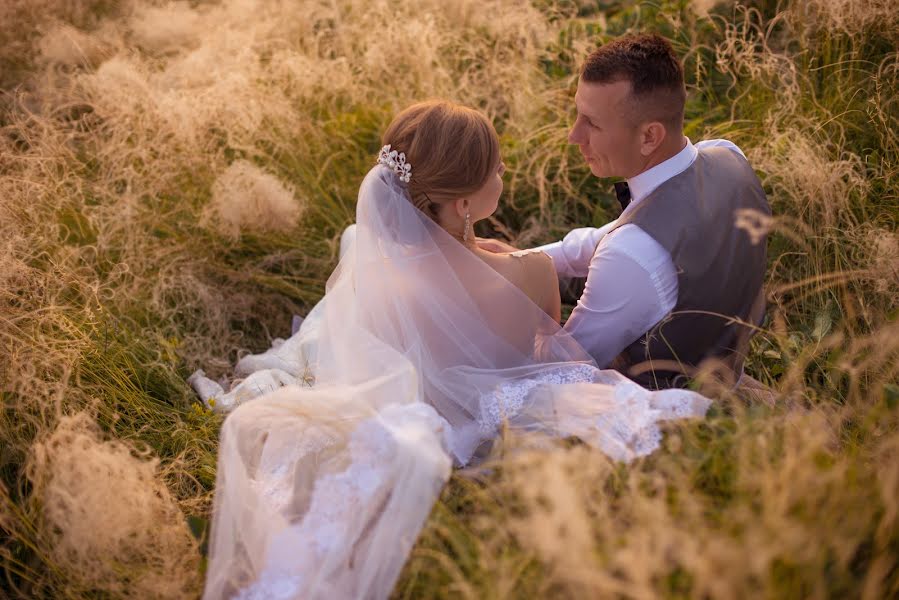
[569,79,642,179]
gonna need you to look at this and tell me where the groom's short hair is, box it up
[582,33,686,131]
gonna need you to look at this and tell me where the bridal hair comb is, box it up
[378,145,412,183]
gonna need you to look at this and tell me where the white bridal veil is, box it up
[200,165,710,599]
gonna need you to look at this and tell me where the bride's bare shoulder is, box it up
[509,248,555,273]
[477,247,550,275]
[480,247,552,274]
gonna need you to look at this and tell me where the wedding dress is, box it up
[198,165,710,599]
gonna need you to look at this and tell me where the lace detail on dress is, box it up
[650,389,712,421]
[594,381,664,460]
[478,364,598,433]
[477,367,711,462]
[299,420,396,559]
[234,573,303,600]
[584,382,708,461]
[250,427,339,514]
[235,416,400,599]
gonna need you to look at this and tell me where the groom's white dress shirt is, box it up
[537,138,746,368]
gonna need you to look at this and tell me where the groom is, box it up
[484,33,771,389]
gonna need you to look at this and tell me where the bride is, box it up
[196,100,710,599]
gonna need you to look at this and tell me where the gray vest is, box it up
[608,146,770,389]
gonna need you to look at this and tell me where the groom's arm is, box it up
[562,225,678,368]
[534,223,616,279]
[477,223,612,271]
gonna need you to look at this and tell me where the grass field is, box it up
[1,0,897,597]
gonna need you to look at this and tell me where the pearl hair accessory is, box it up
[377,145,412,183]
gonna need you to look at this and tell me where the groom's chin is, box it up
[587,162,608,178]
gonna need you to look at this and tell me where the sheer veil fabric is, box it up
[201,166,711,599]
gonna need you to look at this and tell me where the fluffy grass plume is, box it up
[1,0,896,598]
[203,160,305,240]
[27,413,201,598]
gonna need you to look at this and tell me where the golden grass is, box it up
[27,412,201,598]
[0,0,896,598]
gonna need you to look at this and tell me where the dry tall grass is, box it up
[1,0,896,598]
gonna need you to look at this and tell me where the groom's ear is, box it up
[639,121,668,157]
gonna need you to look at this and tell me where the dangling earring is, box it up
[463,212,471,242]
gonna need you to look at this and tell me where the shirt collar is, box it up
[624,137,696,212]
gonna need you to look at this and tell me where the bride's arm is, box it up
[535,253,562,324]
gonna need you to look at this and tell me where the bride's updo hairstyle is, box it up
[382,100,500,223]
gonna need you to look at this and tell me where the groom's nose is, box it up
[568,120,585,145]
[568,127,576,144]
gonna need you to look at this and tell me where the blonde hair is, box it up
[382,100,500,222]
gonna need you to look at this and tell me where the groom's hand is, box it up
[476,237,520,253]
